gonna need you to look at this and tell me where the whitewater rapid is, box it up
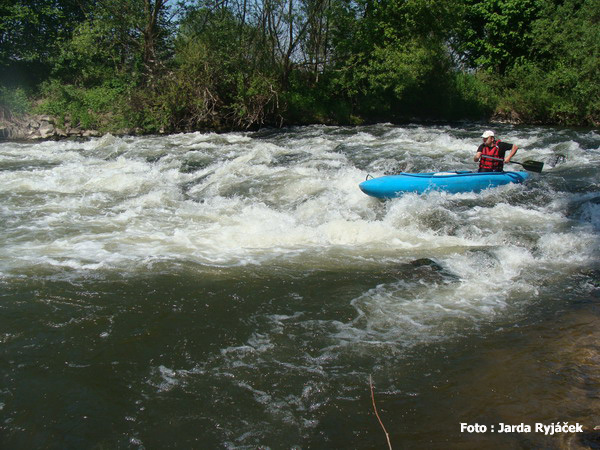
[2,123,599,448]
[1,125,599,334]
[2,125,597,273]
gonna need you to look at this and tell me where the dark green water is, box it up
[1,124,599,448]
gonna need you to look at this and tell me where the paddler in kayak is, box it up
[474,130,519,172]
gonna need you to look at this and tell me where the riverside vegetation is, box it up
[0,0,598,137]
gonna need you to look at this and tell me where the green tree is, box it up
[454,0,541,73]
[51,0,173,84]
[497,0,600,124]
[0,0,89,85]
[156,4,281,130]
[321,0,461,118]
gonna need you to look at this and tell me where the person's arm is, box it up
[504,143,518,163]
[474,144,483,162]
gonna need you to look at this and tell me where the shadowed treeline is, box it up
[1,0,598,133]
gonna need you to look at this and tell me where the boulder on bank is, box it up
[0,114,102,140]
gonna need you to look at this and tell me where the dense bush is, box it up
[0,86,31,117]
[37,79,130,131]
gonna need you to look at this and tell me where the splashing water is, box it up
[1,123,599,448]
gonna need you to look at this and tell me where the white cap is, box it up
[481,130,495,138]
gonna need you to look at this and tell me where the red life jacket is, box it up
[479,140,503,171]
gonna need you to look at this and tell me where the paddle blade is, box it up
[520,160,544,173]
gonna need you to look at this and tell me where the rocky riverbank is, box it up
[0,114,102,140]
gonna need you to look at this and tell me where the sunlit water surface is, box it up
[1,123,599,448]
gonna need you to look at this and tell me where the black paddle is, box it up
[481,155,544,173]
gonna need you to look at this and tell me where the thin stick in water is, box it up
[370,375,393,450]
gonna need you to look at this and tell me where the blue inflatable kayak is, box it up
[359,171,529,198]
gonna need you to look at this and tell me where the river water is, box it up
[1,123,599,448]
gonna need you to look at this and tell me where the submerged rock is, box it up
[393,258,460,284]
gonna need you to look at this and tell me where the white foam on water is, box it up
[1,127,599,358]
[320,245,538,351]
[1,127,597,274]
[2,125,598,448]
